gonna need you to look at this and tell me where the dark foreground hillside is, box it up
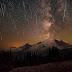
[10,60,72,72]
[0,47,72,72]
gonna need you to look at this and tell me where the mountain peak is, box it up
[24,43,30,46]
[29,39,72,52]
[19,43,32,51]
[55,39,72,49]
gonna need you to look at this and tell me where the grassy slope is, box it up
[10,60,72,72]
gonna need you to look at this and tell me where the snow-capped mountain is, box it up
[19,43,32,51]
[55,40,72,49]
[3,39,72,61]
[4,39,72,57]
[4,43,32,52]
[23,39,71,56]
[29,39,72,51]
[4,39,72,53]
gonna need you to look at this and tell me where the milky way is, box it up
[0,0,72,49]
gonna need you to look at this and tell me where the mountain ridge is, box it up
[4,39,72,53]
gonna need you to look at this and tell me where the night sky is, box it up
[0,0,72,49]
